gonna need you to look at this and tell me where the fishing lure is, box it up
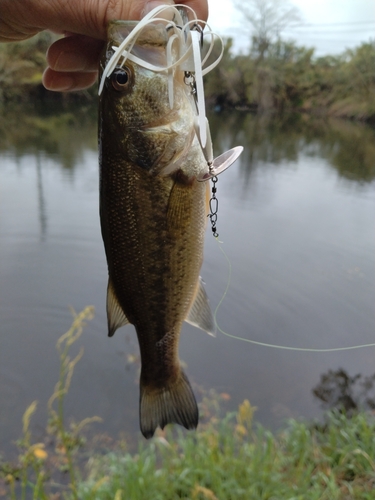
[98,4,243,236]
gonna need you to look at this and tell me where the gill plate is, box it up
[98,4,243,181]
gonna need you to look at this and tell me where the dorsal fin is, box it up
[185,277,216,337]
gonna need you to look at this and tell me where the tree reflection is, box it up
[1,101,375,183]
[0,101,97,171]
[312,368,375,416]
[209,111,375,184]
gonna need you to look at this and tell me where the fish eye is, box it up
[111,67,133,91]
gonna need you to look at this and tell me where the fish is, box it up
[98,19,215,438]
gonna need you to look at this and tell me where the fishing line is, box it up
[213,238,375,352]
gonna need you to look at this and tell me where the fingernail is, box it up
[142,0,175,18]
[54,51,87,71]
[46,73,74,91]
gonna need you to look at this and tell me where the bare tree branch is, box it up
[235,0,302,53]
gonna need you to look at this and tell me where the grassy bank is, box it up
[1,309,375,499]
[76,408,375,500]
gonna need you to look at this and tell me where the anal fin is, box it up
[185,277,216,337]
[107,278,130,337]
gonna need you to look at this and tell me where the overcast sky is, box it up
[207,0,375,56]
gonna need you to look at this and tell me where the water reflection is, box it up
[0,102,97,170]
[1,103,374,184]
[0,101,374,452]
[313,368,375,416]
[209,111,375,184]
[36,155,47,240]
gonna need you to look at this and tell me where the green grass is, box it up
[77,408,375,500]
[1,309,375,499]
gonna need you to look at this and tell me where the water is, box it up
[1,103,374,453]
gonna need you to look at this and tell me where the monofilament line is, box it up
[213,238,375,352]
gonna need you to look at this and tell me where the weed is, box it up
[0,306,99,499]
[1,307,375,499]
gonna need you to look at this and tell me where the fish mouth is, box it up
[137,121,196,175]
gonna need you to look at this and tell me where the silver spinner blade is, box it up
[197,146,243,182]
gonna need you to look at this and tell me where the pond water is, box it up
[1,102,374,453]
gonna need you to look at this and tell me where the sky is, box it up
[207,0,375,56]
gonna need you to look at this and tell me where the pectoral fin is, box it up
[185,277,216,337]
[107,278,130,337]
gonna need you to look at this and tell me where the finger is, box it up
[42,67,98,91]
[46,35,104,72]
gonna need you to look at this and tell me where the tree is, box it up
[234,0,301,60]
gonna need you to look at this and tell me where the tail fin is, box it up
[140,370,198,439]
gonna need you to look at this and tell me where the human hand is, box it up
[0,0,208,91]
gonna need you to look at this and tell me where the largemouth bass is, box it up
[99,18,215,438]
